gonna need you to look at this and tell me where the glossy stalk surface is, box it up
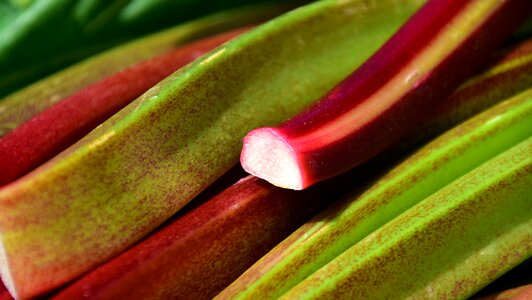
[241,0,532,190]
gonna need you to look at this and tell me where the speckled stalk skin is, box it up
[0,3,292,138]
[0,0,425,298]
[241,0,532,189]
[51,174,354,300]
[57,39,532,300]
[217,63,532,300]
[0,28,246,186]
[475,283,532,300]
[282,137,532,299]
[398,37,532,150]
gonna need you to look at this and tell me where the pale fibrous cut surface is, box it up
[241,128,302,189]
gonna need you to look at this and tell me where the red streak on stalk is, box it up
[241,0,532,190]
[0,28,246,186]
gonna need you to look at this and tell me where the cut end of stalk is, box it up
[0,237,17,300]
[241,128,304,190]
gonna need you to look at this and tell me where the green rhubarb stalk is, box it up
[0,0,424,298]
[0,2,292,137]
[218,88,532,299]
[282,136,532,299]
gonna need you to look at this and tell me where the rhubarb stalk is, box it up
[56,38,532,300]
[219,88,532,300]
[51,175,353,300]
[0,0,297,97]
[0,28,246,186]
[282,137,532,299]
[0,0,423,298]
[241,0,532,190]
[0,3,290,138]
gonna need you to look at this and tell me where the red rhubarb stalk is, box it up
[51,173,356,300]
[50,37,532,299]
[240,0,532,189]
[0,28,246,186]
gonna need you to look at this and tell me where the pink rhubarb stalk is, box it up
[240,0,532,189]
[0,28,246,186]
